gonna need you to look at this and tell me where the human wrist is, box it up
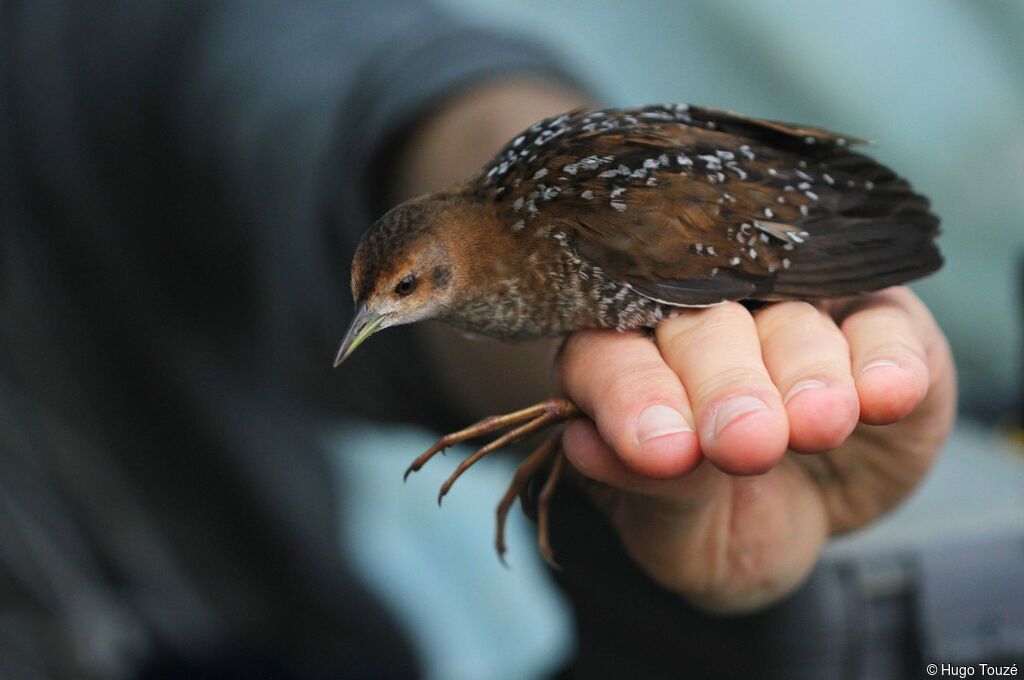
[388,79,589,202]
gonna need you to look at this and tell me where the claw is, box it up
[495,432,561,562]
[536,451,566,570]
[403,398,580,561]
[436,412,556,503]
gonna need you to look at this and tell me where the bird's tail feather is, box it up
[769,216,942,298]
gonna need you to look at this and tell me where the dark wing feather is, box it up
[485,104,941,306]
[685,105,868,148]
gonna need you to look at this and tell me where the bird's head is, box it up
[334,198,461,366]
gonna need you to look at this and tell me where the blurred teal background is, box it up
[329,422,574,680]
[440,0,1024,415]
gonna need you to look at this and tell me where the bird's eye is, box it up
[395,275,417,297]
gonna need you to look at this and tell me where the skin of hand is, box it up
[559,289,956,613]
[391,81,957,614]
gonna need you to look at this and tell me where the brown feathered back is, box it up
[475,104,940,307]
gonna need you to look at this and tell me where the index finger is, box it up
[559,329,700,478]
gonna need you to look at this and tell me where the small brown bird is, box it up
[334,104,941,563]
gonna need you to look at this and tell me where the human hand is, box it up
[558,287,955,613]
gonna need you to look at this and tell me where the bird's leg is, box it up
[404,397,578,484]
[536,450,567,569]
[495,431,561,564]
[433,412,559,504]
[405,397,579,561]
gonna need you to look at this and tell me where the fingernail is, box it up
[784,379,827,404]
[859,359,899,378]
[637,404,691,443]
[714,396,768,438]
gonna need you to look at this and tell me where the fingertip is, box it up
[701,398,789,475]
[784,382,859,453]
[562,418,636,488]
[856,360,929,425]
[564,412,702,482]
[618,403,701,478]
[624,428,702,479]
[562,419,607,480]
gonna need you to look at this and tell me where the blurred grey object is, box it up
[826,420,1024,673]
[0,0,573,677]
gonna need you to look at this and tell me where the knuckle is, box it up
[689,364,769,405]
[863,340,928,367]
[704,301,754,328]
[659,302,750,343]
[839,304,907,337]
[756,301,828,340]
[785,359,849,386]
[560,329,601,363]
[600,364,677,406]
[559,330,615,380]
[831,290,903,325]
[673,308,755,353]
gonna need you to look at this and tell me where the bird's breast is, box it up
[446,234,670,341]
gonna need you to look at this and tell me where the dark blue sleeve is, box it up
[4,0,579,417]
[0,2,580,675]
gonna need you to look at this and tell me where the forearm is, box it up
[391,80,590,418]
